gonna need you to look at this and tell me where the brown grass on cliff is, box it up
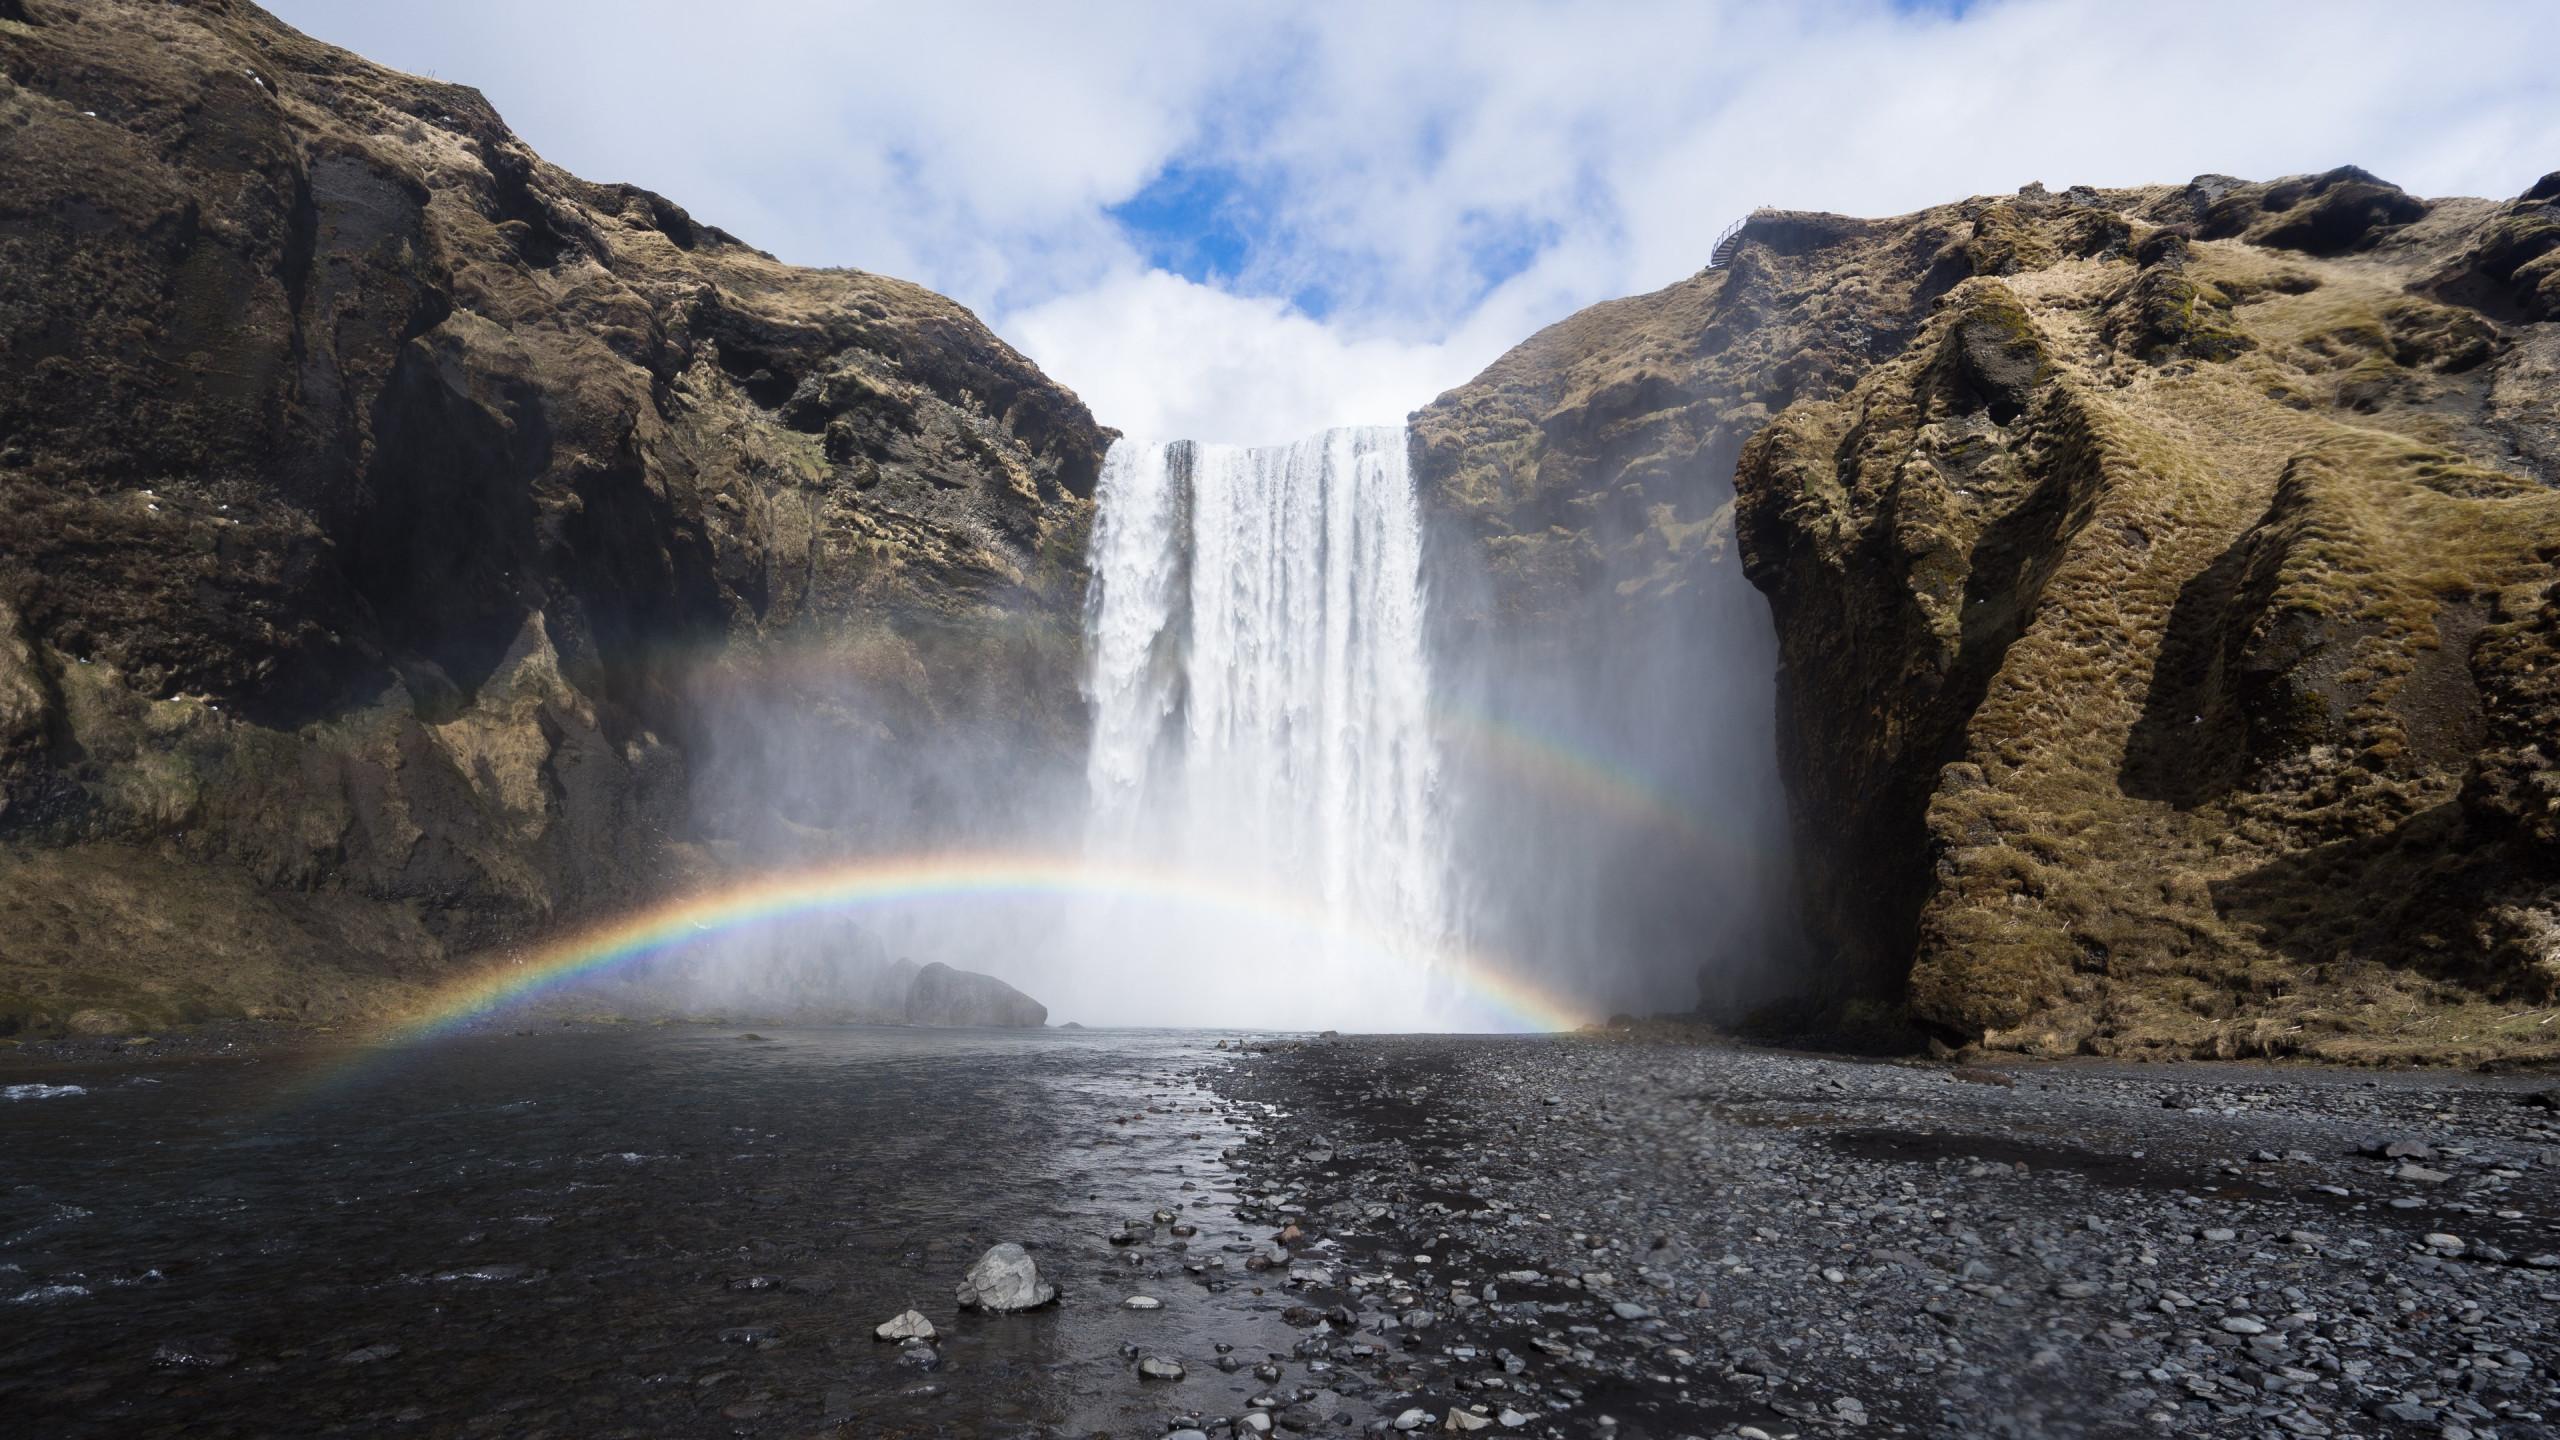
[1422,170,2560,1064]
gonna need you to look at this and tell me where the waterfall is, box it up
[1078,426,1449,1029]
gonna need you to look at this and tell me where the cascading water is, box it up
[1075,426,1451,1029]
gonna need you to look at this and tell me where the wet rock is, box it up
[956,1242,1056,1312]
[1137,1355,1185,1380]
[874,1310,935,1342]
[1123,1295,1162,1309]
[897,1338,940,1370]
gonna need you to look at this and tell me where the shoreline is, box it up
[10,1011,2560,1079]
[1201,1033,2560,1436]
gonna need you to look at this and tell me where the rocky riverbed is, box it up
[1194,1033,2560,1439]
[7,1026,2558,1438]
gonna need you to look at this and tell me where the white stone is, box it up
[956,1243,1057,1312]
[874,1309,936,1342]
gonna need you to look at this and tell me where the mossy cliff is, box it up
[1418,169,2560,1062]
[0,0,1107,1033]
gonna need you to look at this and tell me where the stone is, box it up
[1137,1355,1185,1380]
[874,1310,935,1342]
[1394,1410,1433,1432]
[1124,1295,1162,1309]
[956,1243,1057,1312]
[904,962,1047,1028]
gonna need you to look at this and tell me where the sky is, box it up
[267,0,2560,446]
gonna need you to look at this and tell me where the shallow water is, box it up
[0,1026,1291,1437]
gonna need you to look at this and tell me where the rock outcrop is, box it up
[1418,171,2560,1062]
[902,960,1046,1029]
[0,0,1106,1033]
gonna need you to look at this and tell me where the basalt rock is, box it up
[1417,172,2560,1062]
[0,0,1107,1031]
[902,961,1046,1029]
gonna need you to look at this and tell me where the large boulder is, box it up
[903,962,1046,1029]
[955,1243,1055,1312]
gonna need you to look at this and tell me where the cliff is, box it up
[0,0,1106,1034]
[1417,169,2560,1062]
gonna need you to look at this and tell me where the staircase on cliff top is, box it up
[1708,211,1764,269]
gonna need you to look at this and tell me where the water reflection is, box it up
[0,1027,1285,1437]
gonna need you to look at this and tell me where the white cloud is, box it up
[1005,268,1494,445]
[267,0,2560,444]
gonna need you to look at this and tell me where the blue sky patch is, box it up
[1109,163,1262,287]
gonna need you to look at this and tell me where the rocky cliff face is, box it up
[0,0,1106,1033]
[1418,169,2560,1061]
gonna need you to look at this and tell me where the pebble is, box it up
[1197,1032,2560,1439]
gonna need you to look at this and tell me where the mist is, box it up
[1425,441,1803,1025]
[517,416,1796,1034]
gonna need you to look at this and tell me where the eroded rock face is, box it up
[903,961,1046,1029]
[0,0,1106,1030]
[1419,171,2560,1061]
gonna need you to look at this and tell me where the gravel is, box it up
[1194,1033,2560,1438]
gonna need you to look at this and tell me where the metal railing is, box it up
[1708,214,1751,269]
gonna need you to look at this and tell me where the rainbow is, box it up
[585,637,1758,868]
[1432,706,1757,867]
[370,852,1594,1047]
